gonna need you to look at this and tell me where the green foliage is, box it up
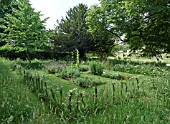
[45,62,57,74]
[123,0,170,56]
[90,61,103,76]
[79,64,89,72]
[106,59,170,76]
[102,71,130,80]
[44,61,67,74]
[0,0,13,6]
[87,0,170,56]
[0,58,57,123]
[111,41,130,57]
[53,3,114,58]
[1,57,169,123]
[86,5,115,55]
[0,0,16,42]
[58,66,80,79]
[53,4,92,57]
[86,5,110,40]
[75,76,106,88]
[0,0,49,61]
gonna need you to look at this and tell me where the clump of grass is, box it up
[79,65,89,72]
[45,61,67,74]
[58,66,80,79]
[102,71,131,80]
[89,61,103,76]
[75,76,106,88]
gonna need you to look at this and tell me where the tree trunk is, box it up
[78,49,86,61]
[26,50,31,64]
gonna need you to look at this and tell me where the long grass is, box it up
[1,57,170,123]
[0,58,58,124]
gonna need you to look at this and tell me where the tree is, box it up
[53,3,114,58]
[120,0,170,56]
[0,0,13,6]
[0,0,48,62]
[86,5,115,57]
[0,0,18,46]
[87,0,170,57]
[53,4,92,58]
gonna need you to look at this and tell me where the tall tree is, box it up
[0,0,18,46]
[0,0,48,62]
[0,0,13,6]
[86,4,115,56]
[54,3,92,58]
[53,3,114,58]
[87,0,170,57]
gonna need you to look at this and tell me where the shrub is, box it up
[89,61,103,76]
[102,72,130,80]
[79,65,89,72]
[75,76,106,88]
[59,67,80,79]
[75,77,92,88]
[46,64,56,74]
[45,61,66,74]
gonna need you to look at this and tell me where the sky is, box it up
[30,0,99,29]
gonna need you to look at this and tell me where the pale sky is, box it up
[30,0,99,29]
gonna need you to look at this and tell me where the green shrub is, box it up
[59,67,80,79]
[102,72,130,80]
[90,61,103,76]
[46,64,56,74]
[75,76,92,88]
[75,76,106,88]
[45,61,66,74]
[79,65,89,72]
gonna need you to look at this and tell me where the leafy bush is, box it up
[46,64,56,74]
[45,61,66,74]
[79,65,89,72]
[75,76,106,88]
[89,61,103,76]
[59,67,80,79]
[102,71,131,80]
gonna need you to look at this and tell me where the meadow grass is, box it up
[1,57,170,123]
[0,58,59,124]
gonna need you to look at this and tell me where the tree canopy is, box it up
[0,0,49,62]
[53,3,114,58]
[87,0,170,57]
[0,0,170,60]
[0,0,13,6]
